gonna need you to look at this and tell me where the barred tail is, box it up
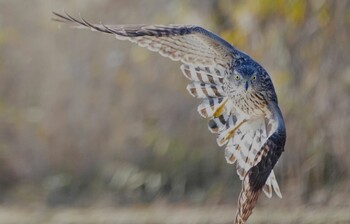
[234,177,262,224]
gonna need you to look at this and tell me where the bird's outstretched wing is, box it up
[53,12,285,224]
[52,12,244,67]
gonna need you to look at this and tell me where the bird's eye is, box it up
[235,75,240,80]
[252,75,257,81]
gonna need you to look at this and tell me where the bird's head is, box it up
[230,64,261,92]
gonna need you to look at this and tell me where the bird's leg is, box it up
[224,119,247,141]
[213,98,228,118]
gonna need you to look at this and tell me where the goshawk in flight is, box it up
[53,12,286,224]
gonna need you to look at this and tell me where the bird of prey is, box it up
[53,12,286,224]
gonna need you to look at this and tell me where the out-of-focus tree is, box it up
[0,0,348,207]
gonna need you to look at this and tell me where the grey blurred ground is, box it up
[1,205,350,224]
[0,0,349,223]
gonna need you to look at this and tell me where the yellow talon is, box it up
[214,98,228,118]
[225,119,247,140]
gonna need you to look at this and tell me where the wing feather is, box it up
[208,114,230,133]
[235,103,286,222]
[197,98,226,118]
[180,64,224,85]
[224,116,283,198]
[186,82,226,98]
[52,12,243,67]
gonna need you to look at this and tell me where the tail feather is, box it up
[270,171,282,198]
[235,177,262,224]
[262,177,272,198]
[262,170,282,199]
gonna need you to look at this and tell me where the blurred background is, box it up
[0,0,349,223]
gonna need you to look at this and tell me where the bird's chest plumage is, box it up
[231,90,267,117]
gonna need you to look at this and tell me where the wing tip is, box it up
[225,153,236,164]
[262,184,273,198]
[186,83,197,98]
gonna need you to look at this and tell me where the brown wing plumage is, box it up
[52,12,240,67]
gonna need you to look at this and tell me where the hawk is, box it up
[53,12,286,224]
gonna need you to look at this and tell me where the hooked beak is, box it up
[245,81,249,91]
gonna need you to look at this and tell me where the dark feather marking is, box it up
[208,98,215,107]
[201,85,209,96]
[211,85,218,96]
[207,75,214,84]
[208,122,218,132]
[197,72,204,82]
[240,132,247,140]
[219,114,226,125]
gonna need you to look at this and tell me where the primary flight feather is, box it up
[53,12,286,224]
